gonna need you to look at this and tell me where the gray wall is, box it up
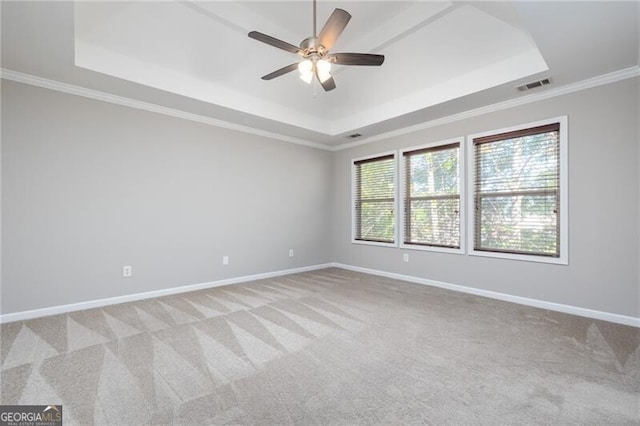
[2,80,333,314]
[331,78,640,318]
[2,77,639,319]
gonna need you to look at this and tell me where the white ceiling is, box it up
[2,1,639,147]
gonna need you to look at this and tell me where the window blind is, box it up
[354,155,395,243]
[403,143,460,248]
[473,123,560,257]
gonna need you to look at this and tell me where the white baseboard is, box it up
[3,262,638,328]
[331,263,640,328]
[0,263,333,324]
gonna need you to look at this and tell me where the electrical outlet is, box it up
[123,265,133,277]
[403,253,409,262]
[289,249,294,258]
[222,256,229,265]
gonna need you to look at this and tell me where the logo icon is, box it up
[0,404,62,425]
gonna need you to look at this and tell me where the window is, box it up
[402,141,463,251]
[350,117,567,264]
[470,118,567,263]
[353,153,396,244]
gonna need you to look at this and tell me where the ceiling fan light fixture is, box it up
[298,59,313,84]
[316,59,331,83]
[299,72,313,84]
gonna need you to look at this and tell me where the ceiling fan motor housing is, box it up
[300,37,327,59]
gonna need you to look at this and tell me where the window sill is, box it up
[468,249,568,265]
[351,239,398,248]
[400,243,465,255]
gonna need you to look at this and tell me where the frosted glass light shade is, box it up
[298,60,313,84]
[316,59,331,83]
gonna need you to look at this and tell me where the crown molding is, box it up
[332,65,640,151]
[0,68,331,151]
[2,66,638,153]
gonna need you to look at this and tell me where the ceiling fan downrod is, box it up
[313,0,317,38]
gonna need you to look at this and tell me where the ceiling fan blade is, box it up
[262,63,299,80]
[318,74,336,92]
[317,9,351,51]
[330,53,385,66]
[248,31,301,54]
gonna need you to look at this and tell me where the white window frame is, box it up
[400,138,465,255]
[351,151,399,247]
[466,116,568,265]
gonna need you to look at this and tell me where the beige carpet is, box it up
[1,268,638,424]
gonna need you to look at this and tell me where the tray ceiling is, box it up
[2,1,639,147]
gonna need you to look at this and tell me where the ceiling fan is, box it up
[248,0,384,92]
